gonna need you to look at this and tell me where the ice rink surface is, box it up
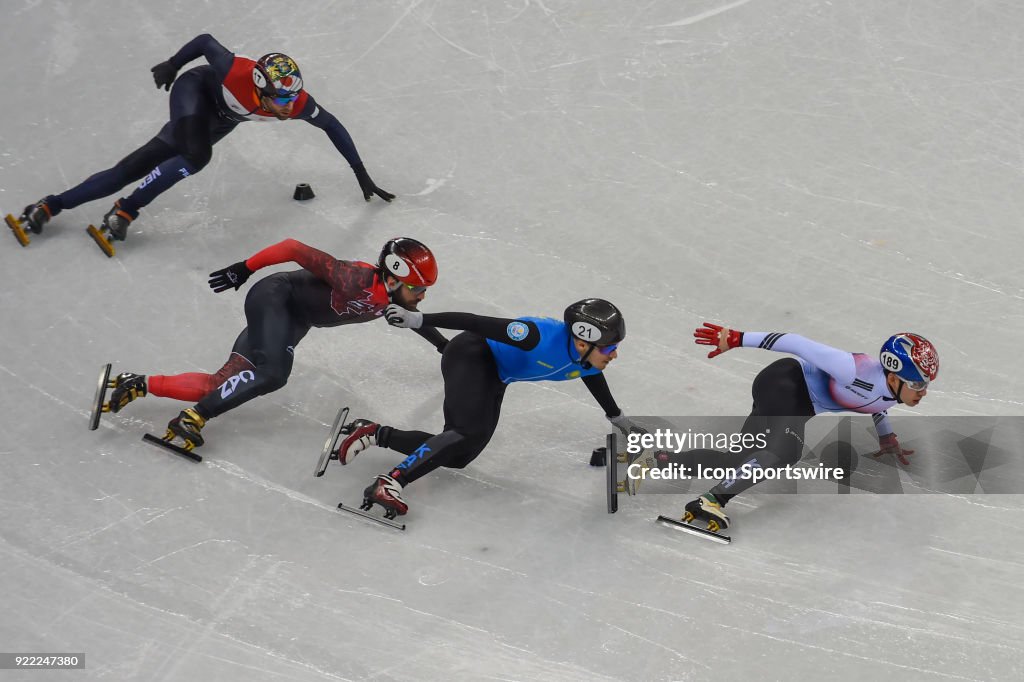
[2,1,1023,680]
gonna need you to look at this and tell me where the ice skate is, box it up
[106,372,148,413]
[22,199,53,234]
[101,200,135,241]
[617,448,662,496]
[89,364,114,430]
[89,367,149,430]
[141,408,207,463]
[360,474,408,519]
[656,493,732,544]
[314,406,350,476]
[5,198,52,246]
[336,419,379,464]
[86,200,135,257]
[684,494,730,531]
[165,408,206,450]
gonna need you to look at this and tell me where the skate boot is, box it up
[100,200,136,242]
[360,474,408,519]
[335,419,379,464]
[106,372,147,413]
[5,198,54,247]
[622,448,667,496]
[164,408,207,451]
[683,493,730,533]
[20,199,54,234]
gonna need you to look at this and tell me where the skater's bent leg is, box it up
[119,114,218,214]
[383,332,504,485]
[707,433,805,500]
[50,137,176,214]
[148,352,255,402]
[193,277,307,419]
[148,372,216,402]
[378,427,435,455]
[387,427,493,485]
[711,358,815,503]
[118,69,230,214]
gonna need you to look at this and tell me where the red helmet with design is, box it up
[377,237,438,288]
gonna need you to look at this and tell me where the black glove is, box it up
[208,261,253,293]
[150,61,179,91]
[352,164,395,203]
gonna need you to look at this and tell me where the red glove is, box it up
[871,433,913,466]
[694,322,743,358]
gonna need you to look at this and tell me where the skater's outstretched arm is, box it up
[695,323,857,385]
[296,98,394,202]
[298,98,361,167]
[872,411,894,437]
[385,310,541,351]
[580,373,621,418]
[208,239,349,293]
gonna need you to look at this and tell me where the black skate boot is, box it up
[335,419,379,464]
[106,373,147,413]
[684,493,730,533]
[100,200,136,242]
[5,198,54,247]
[20,199,54,235]
[361,474,408,519]
[165,408,207,451]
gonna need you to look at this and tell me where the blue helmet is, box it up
[880,333,939,384]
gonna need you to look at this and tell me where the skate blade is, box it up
[86,225,116,258]
[89,363,113,430]
[337,501,405,531]
[142,433,203,462]
[5,214,30,247]
[656,515,731,544]
[314,407,349,477]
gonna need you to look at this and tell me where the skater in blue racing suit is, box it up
[332,298,642,518]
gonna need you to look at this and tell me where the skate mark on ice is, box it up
[716,622,988,681]
[650,0,756,28]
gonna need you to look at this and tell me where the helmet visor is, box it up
[269,91,299,105]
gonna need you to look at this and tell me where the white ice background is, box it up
[1,1,1023,680]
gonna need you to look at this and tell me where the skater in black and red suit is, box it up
[13,34,393,247]
[94,237,445,451]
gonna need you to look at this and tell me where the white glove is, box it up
[384,303,423,329]
[608,414,646,436]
